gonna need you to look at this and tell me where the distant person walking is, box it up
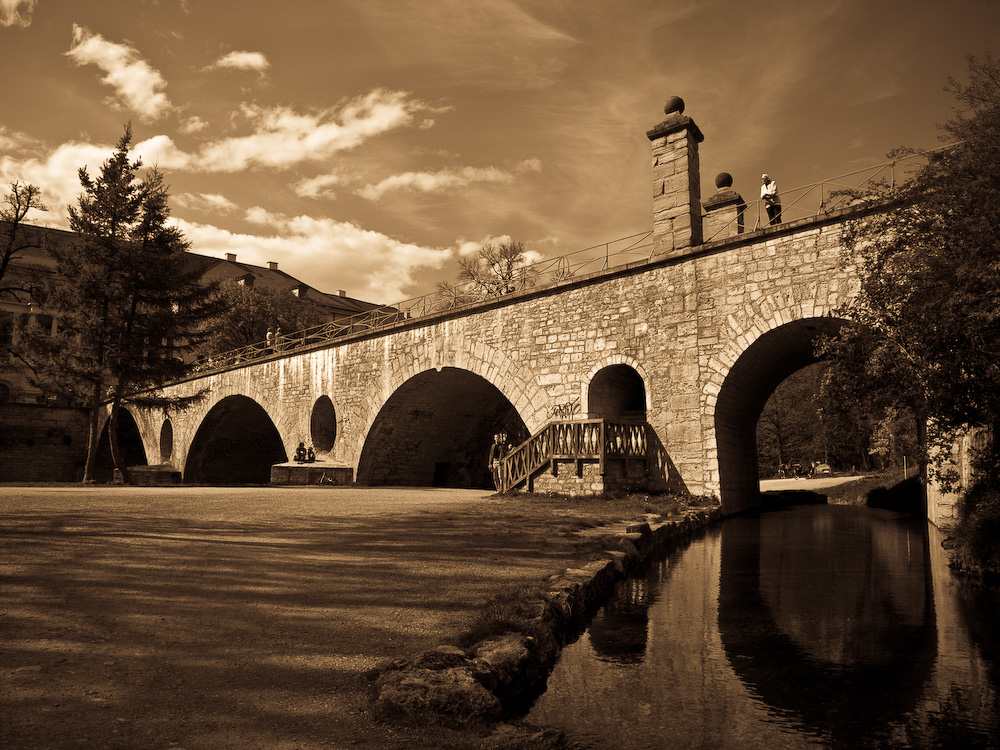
[761,173,782,225]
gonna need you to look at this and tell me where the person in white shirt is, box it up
[761,173,782,225]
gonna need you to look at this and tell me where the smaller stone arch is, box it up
[310,395,337,453]
[585,355,651,420]
[156,419,172,463]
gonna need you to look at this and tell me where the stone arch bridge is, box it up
[109,101,944,522]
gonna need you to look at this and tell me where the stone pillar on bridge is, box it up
[703,172,746,241]
[647,96,704,256]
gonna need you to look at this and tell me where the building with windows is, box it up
[0,220,383,481]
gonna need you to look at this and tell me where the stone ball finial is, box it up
[715,172,733,190]
[663,96,685,116]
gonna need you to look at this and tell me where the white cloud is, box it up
[207,50,270,75]
[177,212,453,303]
[179,116,209,135]
[174,192,239,214]
[293,173,343,199]
[65,25,172,121]
[0,0,36,27]
[133,134,190,170]
[191,90,432,172]
[0,138,118,226]
[358,160,541,201]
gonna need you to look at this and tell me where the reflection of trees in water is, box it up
[589,550,681,664]
[718,508,938,747]
[589,576,651,664]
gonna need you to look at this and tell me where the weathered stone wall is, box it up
[0,403,88,482]
[139,211,855,513]
[529,457,651,496]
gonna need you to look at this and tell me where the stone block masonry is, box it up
[137,209,861,513]
[0,403,89,482]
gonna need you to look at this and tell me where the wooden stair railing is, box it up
[497,419,648,493]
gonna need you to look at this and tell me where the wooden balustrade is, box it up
[498,419,648,493]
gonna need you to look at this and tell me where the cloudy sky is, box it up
[2,0,998,304]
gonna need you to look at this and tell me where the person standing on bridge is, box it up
[761,174,782,225]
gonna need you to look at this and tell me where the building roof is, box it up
[2,221,383,318]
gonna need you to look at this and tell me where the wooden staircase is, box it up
[497,419,649,493]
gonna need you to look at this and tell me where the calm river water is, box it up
[527,505,1000,749]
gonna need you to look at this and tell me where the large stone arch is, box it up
[162,367,288,474]
[348,338,547,464]
[184,394,287,484]
[709,315,847,513]
[356,366,529,488]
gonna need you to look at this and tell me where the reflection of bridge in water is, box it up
[109,99,954,521]
[528,506,999,748]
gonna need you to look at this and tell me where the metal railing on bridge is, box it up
[191,231,655,375]
[498,419,648,493]
[705,145,956,241]
[189,147,955,377]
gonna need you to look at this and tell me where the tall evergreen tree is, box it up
[19,126,218,482]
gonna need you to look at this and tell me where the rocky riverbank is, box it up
[372,508,723,726]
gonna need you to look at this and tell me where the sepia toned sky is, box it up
[2,0,998,304]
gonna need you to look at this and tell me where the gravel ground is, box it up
[0,484,634,750]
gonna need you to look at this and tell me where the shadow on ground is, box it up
[0,490,629,749]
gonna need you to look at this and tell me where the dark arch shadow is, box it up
[357,367,527,489]
[95,408,148,482]
[588,364,646,420]
[718,508,937,746]
[715,317,846,514]
[310,395,337,453]
[184,396,287,484]
[159,419,174,462]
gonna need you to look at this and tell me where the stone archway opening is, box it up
[715,317,846,514]
[159,419,174,462]
[185,395,286,484]
[310,395,337,453]
[588,364,647,420]
[358,367,527,489]
[95,408,148,482]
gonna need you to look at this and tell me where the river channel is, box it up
[526,505,999,749]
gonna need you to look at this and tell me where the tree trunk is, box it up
[107,389,131,485]
[82,381,103,483]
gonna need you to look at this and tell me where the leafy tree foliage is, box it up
[0,181,46,299]
[757,362,917,477]
[438,239,534,304]
[825,54,1000,571]
[193,281,331,356]
[17,126,219,482]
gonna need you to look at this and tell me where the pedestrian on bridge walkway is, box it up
[761,173,782,225]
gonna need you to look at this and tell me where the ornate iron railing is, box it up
[498,419,648,493]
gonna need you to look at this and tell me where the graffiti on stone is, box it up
[549,398,581,419]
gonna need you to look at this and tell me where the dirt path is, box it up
[0,485,645,749]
